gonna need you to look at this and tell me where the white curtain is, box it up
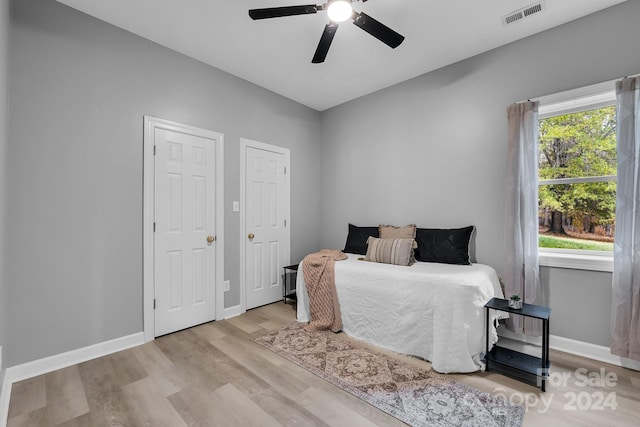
[611,77,640,361]
[504,101,542,336]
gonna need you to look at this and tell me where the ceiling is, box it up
[56,0,626,111]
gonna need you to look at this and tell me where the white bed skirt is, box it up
[297,253,507,373]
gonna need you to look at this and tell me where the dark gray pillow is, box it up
[343,224,379,255]
[414,226,474,265]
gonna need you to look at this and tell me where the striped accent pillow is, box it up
[379,224,417,264]
[365,237,415,266]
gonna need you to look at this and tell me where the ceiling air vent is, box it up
[523,3,543,17]
[503,2,544,26]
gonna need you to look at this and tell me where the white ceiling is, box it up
[56,0,626,111]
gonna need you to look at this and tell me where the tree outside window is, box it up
[538,105,616,251]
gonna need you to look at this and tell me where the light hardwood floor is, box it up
[6,302,640,426]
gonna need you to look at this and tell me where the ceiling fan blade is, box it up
[352,12,404,48]
[312,23,339,64]
[249,5,320,20]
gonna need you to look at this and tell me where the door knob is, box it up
[248,233,255,239]
[207,235,215,243]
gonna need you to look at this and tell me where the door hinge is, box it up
[153,222,156,232]
[284,166,287,175]
[154,145,157,155]
[153,299,156,309]
[284,219,287,227]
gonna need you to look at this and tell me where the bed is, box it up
[296,253,507,373]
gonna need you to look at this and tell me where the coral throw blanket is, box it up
[302,249,348,332]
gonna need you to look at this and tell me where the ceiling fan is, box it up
[248,0,405,63]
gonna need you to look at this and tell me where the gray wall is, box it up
[6,0,321,366]
[0,0,8,388]
[543,268,612,347]
[319,1,640,347]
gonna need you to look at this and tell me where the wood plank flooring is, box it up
[7,302,640,426]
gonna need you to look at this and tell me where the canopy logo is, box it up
[493,367,618,413]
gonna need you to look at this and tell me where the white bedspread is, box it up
[297,253,507,373]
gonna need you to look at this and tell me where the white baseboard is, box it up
[224,304,244,319]
[0,370,9,427]
[550,334,640,371]
[0,332,144,427]
[5,332,145,384]
[497,327,640,371]
[0,365,6,427]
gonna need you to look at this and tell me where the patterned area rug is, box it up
[254,323,524,427]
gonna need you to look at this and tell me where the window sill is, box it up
[539,249,613,272]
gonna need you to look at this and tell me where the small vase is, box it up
[509,300,523,309]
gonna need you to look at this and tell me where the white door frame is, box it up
[240,138,290,313]
[143,116,225,343]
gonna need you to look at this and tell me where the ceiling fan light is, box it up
[327,0,352,22]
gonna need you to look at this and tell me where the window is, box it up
[537,85,616,271]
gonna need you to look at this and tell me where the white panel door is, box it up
[245,146,288,309]
[155,128,217,336]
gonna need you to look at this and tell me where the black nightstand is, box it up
[283,264,299,305]
[484,297,551,391]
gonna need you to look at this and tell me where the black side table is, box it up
[283,264,299,305]
[484,297,551,391]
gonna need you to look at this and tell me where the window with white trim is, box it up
[537,85,616,272]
